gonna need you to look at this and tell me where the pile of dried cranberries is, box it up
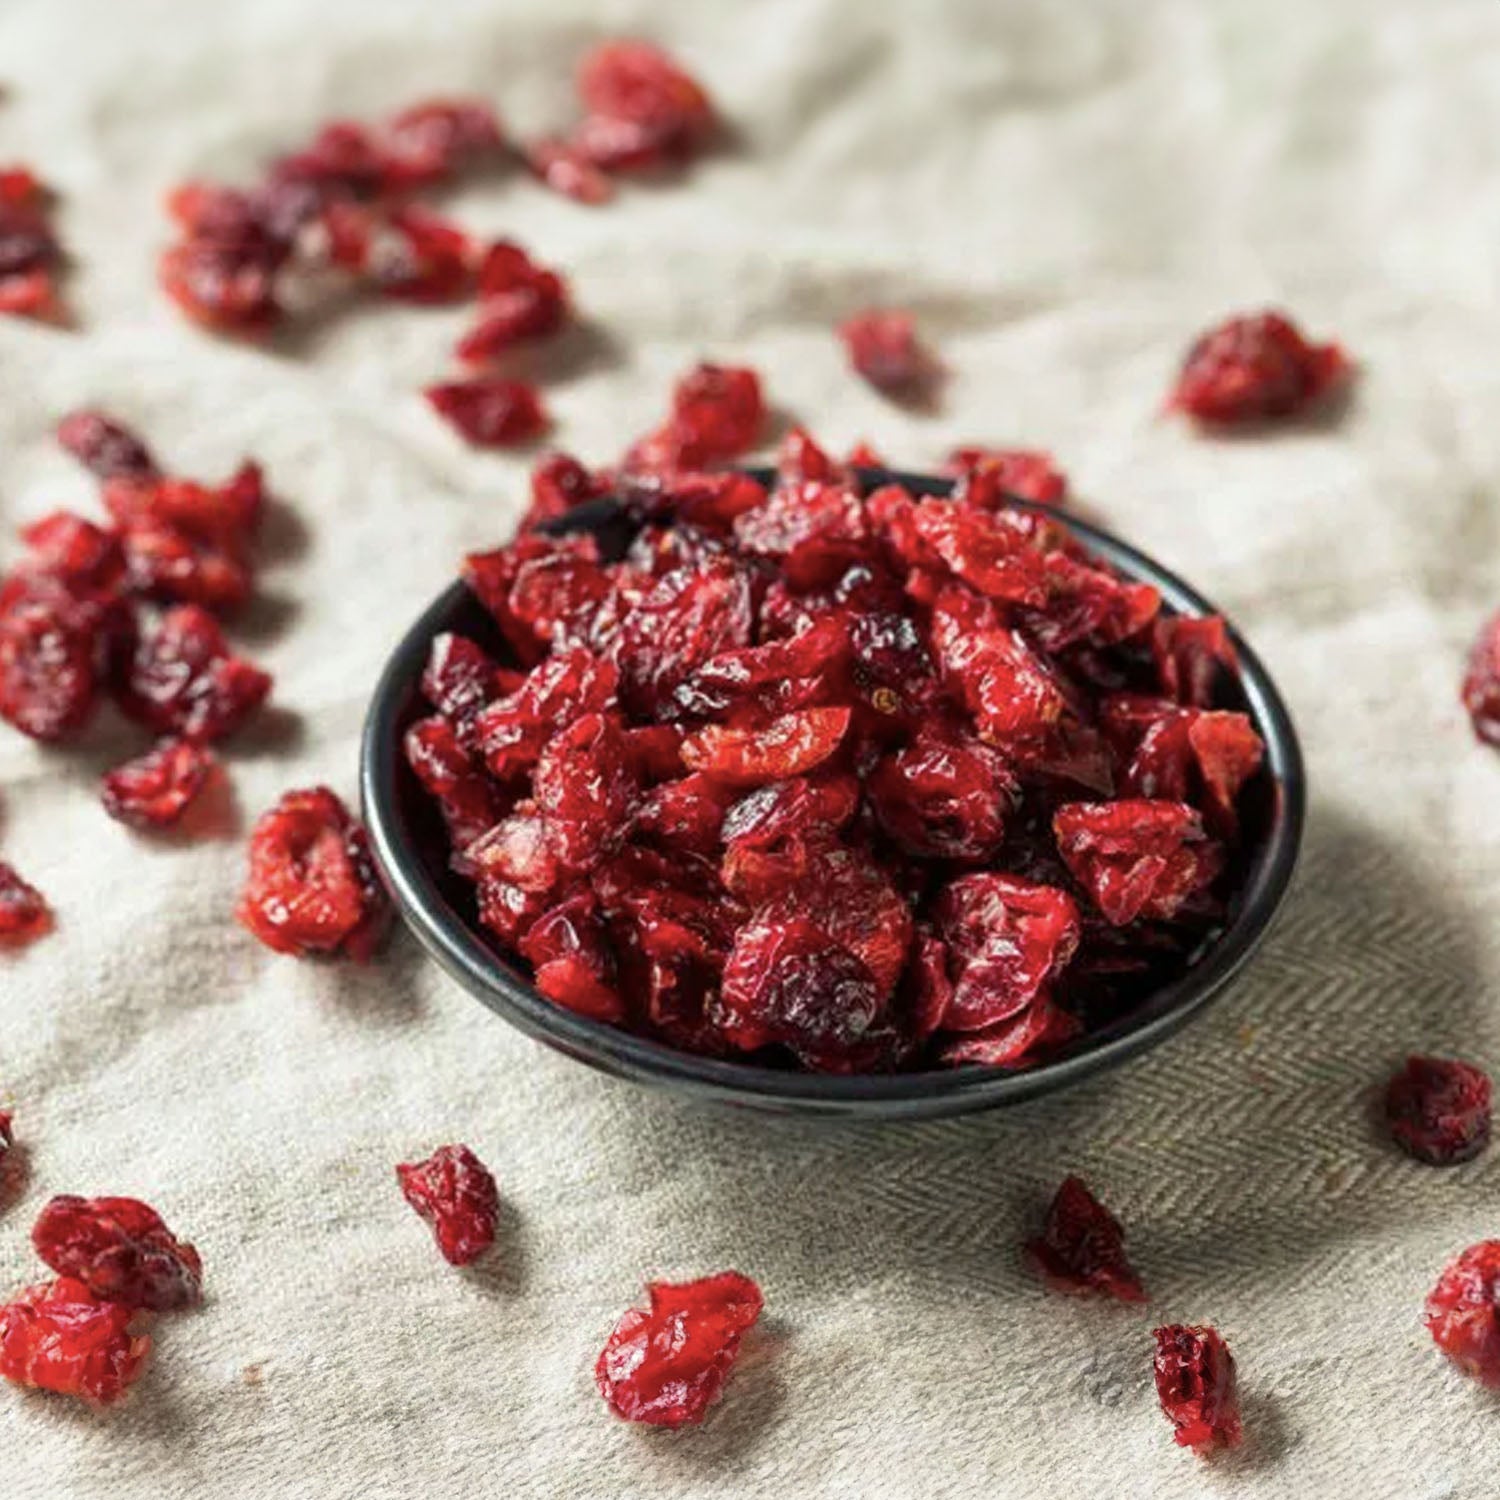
[405,426,1267,1074]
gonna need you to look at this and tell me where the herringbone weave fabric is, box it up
[2,1,1498,1495]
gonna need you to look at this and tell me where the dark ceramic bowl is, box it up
[361,469,1305,1119]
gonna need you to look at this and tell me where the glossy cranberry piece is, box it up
[0,862,51,944]
[1025,1176,1146,1302]
[404,716,503,851]
[101,739,217,830]
[682,707,852,788]
[1168,310,1350,426]
[0,589,103,742]
[56,410,160,481]
[575,42,716,169]
[519,453,608,534]
[596,1271,762,1428]
[32,1195,202,1311]
[1153,615,1239,708]
[369,206,473,302]
[19,512,126,594]
[947,446,1067,507]
[1153,1325,1242,1451]
[237,787,390,959]
[396,1144,499,1267]
[0,1276,151,1404]
[838,308,941,401]
[426,378,549,448]
[667,362,766,469]
[1385,1056,1491,1166]
[519,889,624,1021]
[1426,1240,1500,1385]
[382,99,504,191]
[455,241,569,363]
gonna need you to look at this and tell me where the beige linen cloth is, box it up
[2,0,1499,1495]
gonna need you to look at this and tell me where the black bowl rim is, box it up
[360,468,1306,1117]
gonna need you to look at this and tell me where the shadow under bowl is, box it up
[360,469,1306,1119]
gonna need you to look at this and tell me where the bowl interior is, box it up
[361,470,1305,1118]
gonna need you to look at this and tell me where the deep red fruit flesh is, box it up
[32,1195,202,1311]
[0,1276,151,1403]
[1153,1324,1242,1452]
[101,739,218,829]
[596,1271,762,1427]
[1025,1176,1146,1302]
[0,863,52,945]
[838,308,941,401]
[426,378,549,448]
[396,1144,499,1267]
[1426,1240,1500,1386]
[1385,1056,1491,1166]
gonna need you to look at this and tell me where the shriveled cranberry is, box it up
[1153,614,1239,708]
[396,1144,499,1267]
[937,998,1079,1067]
[911,501,1049,606]
[56,411,161,481]
[1426,1240,1500,1386]
[522,137,615,205]
[19,512,125,594]
[32,1195,202,1310]
[596,1271,762,1428]
[404,715,503,851]
[868,733,1016,860]
[839,309,941,402]
[1153,1325,1243,1452]
[237,787,389,959]
[0,588,104,742]
[382,99,504,191]
[519,453,608,534]
[0,168,61,321]
[456,241,569,364]
[474,647,618,780]
[158,238,282,335]
[655,362,766,471]
[0,1276,151,1404]
[369,206,473,302]
[426,378,549,448]
[1025,1176,1146,1302]
[1054,800,1222,925]
[575,42,716,170]
[947,446,1067,507]
[533,711,637,869]
[519,889,624,1021]
[682,707,851,788]
[1168,310,1350,426]
[420,631,515,748]
[101,739,217,830]
[1463,610,1500,748]
[1385,1056,1491,1166]
[0,863,51,945]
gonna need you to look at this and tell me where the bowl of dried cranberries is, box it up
[361,439,1304,1117]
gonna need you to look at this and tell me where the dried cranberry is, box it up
[56,411,160,481]
[32,1195,202,1310]
[101,739,217,830]
[1025,1176,1146,1302]
[0,588,104,742]
[396,1144,499,1267]
[426,378,549,448]
[868,733,1016,860]
[404,715,503,851]
[382,99,504,192]
[0,863,51,945]
[839,308,941,402]
[1153,615,1238,708]
[596,1271,762,1428]
[656,363,766,471]
[682,707,852,788]
[237,787,390,959]
[0,167,61,321]
[369,206,473,302]
[420,631,516,748]
[937,998,1079,1067]
[1168,310,1350,426]
[574,42,716,170]
[158,238,282,335]
[1385,1056,1491,1166]
[0,1276,151,1404]
[456,242,569,364]
[519,453,608,534]
[1153,1325,1242,1452]
[19,512,126,595]
[523,137,615,205]
[519,889,624,1021]
[474,647,619,780]
[947,446,1067,507]
[1425,1240,1500,1386]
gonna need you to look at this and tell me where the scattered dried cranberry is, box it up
[0,166,62,320]
[32,1195,202,1311]
[523,137,614,205]
[596,1271,762,1428]
[1385,1056,1492,1166]
[455,241,570,364]
[101,739,217,830]
[1025,1176,1146,1302]
[426,378,549,448]
[839,309,942,402]
[1168,310,1350,426]
[574,42,716,172]
[237,787,390,960]
[369,205,473,303]
[57,411,161,482]
[947,446,1067,507]
[0,863,51,945]
[396,1144,499,1267]
[0,1276,151,1404]
[1462,610,1500,747]
[627,362,766,474]
[1425,1240,1500,1386]
[1153,1325,1242,1452]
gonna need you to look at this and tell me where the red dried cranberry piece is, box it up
[420,631,515,748]
[1054,800,1222,926]
[654,362,766,471]
[1152,1325,1243,1452]
[56,410,161,481]
[425,377,549,448]
[0,170,61,321]
[682,707,851,788]
[103,469,265,558]
[1025,1176,1146,1302]
[867,732,1017,860]
[455,241,569,363]
[947,446,1068,507]
[1153,615,1239,708]
[523,137,615,205]
[936,998,1079,1067]
[596,1271,762,1428]
[1385,1056,1491,1166]
[575,42,716,170]
[1425,1240,1500,1385]
[381,99,504,192]
[733,480,871,590]
[101,739,217,830]
[18,512,125,595]
[396,1144,499,1267]
[1106,698,1264,824]
[1463,610,1500,747]
[838,308,941,402]
[909,501,1050,607]
[474,647,618,780]
[533,711,637,869]
[0,1276,151,1404]
[632,771,737,857]
[1168,310,1350,426]
[32,1195,202,1310]
[237,787,389,959]
[111,604,271,743]
[519,889,624,1021]
[404,716,503,851]
[519,453,608,533]
[117,518,253,614]
[933,874,1080,1031]
[674,615,853,718]
[158,238,283,335]
[0,863,51,945]
[0,588,104,742]
[369,206,473,302]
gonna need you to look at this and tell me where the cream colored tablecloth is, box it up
[3,1,1499,1495]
